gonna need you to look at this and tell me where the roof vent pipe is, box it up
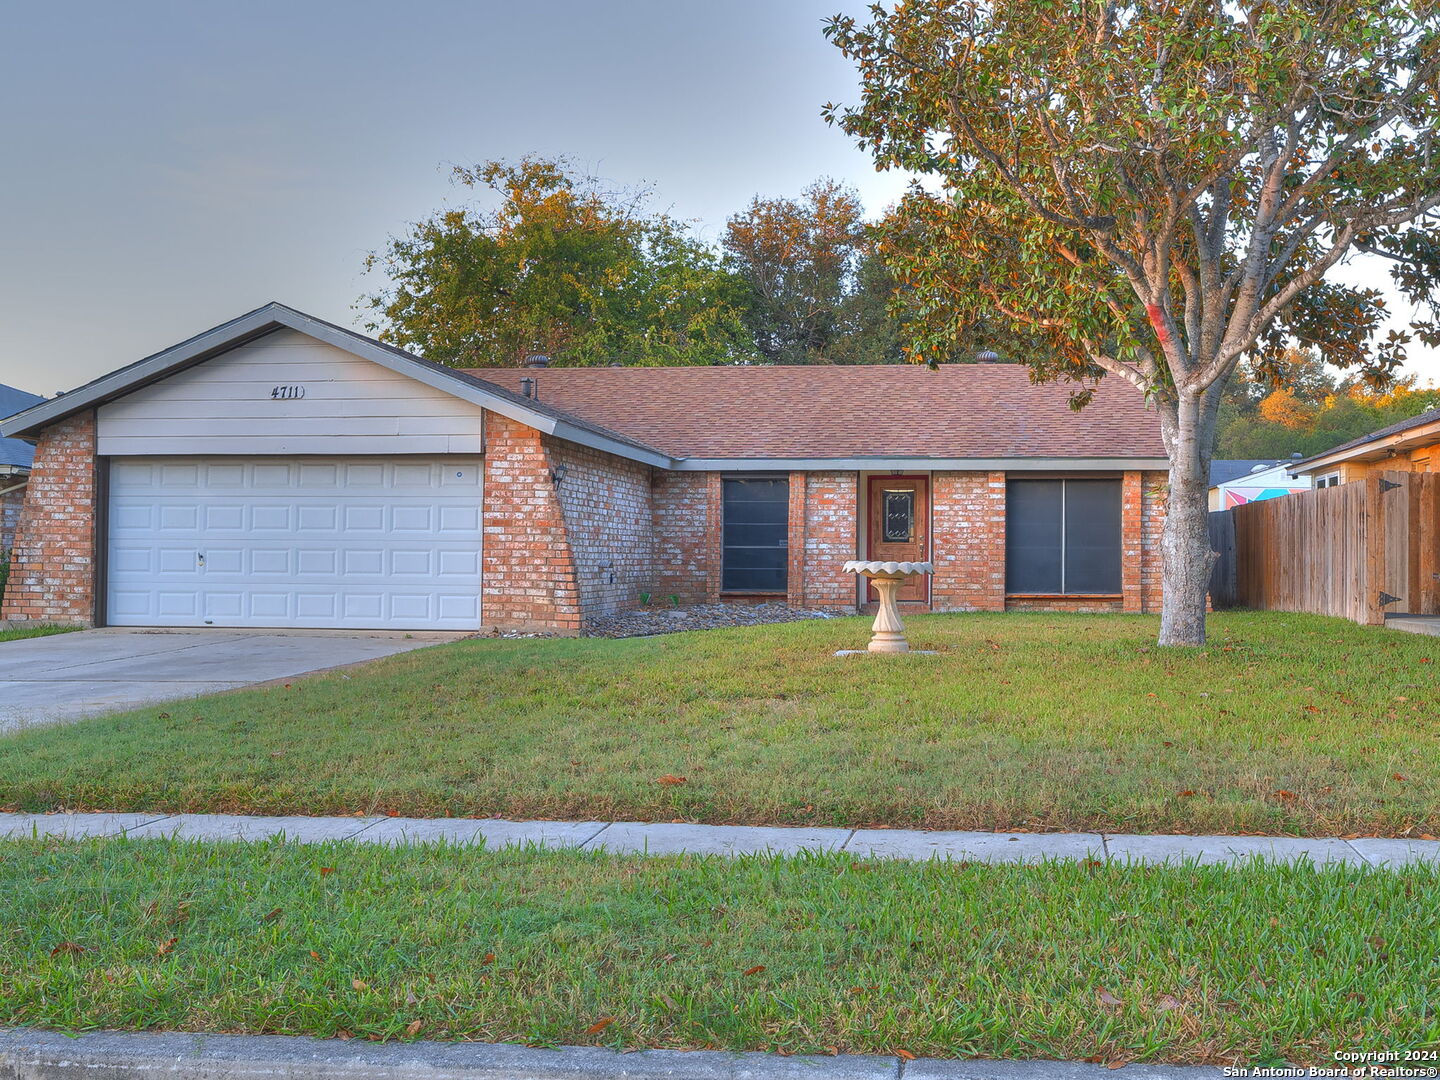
[519,376,536,400]
[976,350,1000,363]
[524,354,550,368]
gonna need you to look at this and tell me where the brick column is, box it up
[481,413,582,634]
[1121,471,1144,612]
[931,470,1006,611]
[704,473,723,600]
[796,472,857,609]
[1,411,98,626]
[786,472,807,607]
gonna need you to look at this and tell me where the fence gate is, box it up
[1227,470,1440,625]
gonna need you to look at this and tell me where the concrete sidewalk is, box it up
[0,1029,1228,1080]
[2,811,1437,866]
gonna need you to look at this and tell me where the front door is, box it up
[867,475,929,602]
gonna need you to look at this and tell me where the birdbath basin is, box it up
[841,560,934,654]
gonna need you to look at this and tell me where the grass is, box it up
[0,624,77,643]
[0,611,1436,836]
[1,836,1435,1065]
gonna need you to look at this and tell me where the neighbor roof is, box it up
[468,364,1167,465]
[1294,408,1440,471]
[1209,459,1288,487]
[0,383,43,470]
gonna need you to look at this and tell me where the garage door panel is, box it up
[107,456,482,630]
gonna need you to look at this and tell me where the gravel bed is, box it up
[585,601,851,638]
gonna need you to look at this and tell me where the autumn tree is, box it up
[826,0,1440,644]
[724,178,902,363]
[362,157,757,367]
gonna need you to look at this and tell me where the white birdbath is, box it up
[840,560,934,654]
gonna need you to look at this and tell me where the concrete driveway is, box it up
[0,628,463,734]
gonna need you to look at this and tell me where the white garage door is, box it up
[107,457,483,630]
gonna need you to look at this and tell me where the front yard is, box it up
[3,836,1436,1064]
[0,612,1435,836]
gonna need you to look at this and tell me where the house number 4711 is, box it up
[270,385,305,400]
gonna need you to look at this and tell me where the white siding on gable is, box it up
[96,328,484,455]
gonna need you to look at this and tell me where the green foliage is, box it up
[824,2,1440,392]
[722,179,897,363]
[1217,375,1440,459]
[361,157,758,367]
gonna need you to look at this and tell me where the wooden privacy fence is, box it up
[1219,470,1440,624]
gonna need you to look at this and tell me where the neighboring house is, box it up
[1208,457,1311,511]
[0,303,1170,633]
[1293,408,1440,488]
[0,383,44,557]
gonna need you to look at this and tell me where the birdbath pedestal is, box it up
[840,560,935,655]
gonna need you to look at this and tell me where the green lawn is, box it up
[0,624,78,643]
[2,837,1434,1065]
[0,612,1436,836]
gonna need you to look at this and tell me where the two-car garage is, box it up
[105,456,483,631]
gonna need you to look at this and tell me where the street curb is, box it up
[0,1030,1227,1080]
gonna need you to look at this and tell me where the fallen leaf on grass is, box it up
[895,1049,917,1061]
[585,1017,617,1035]
[1156,994,1183,1012]
[655,775,687,786]
[155,937,177,957]
[319,867,336,877]
[1096,987,1122,1008]
[352,978,369,991]
[481,952,496,966]
[261,908,283,922]
[742,965,766,976]
[335,1029,353,1041]
[404,1020,423,1037]
[657,993,679,1011]
[1273,790,1297,802]
[49,942,86,957]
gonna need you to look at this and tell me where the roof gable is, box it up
[0,304,669,467]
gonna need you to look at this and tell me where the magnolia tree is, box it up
[826,1,1440,645]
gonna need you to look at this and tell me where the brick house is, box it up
[0,303,1169,633]
[0,383,43,558]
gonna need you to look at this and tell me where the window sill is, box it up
[1005,593,1123,600]
[720,591,788,597]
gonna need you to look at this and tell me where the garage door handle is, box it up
[197,553,206,566]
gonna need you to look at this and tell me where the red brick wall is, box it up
[652,471,711,604]
[931,471,1007,612]
[481,413,583,634]
[547,437,654,617]
[0,412,97,625]
[791,471,858,609]
[1140,470,1167,613]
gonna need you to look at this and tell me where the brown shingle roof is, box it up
[465,364,1167,462]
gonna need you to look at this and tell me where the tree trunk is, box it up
[1157,392,1219,646]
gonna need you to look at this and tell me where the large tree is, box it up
[724,178,903,363]
[362,157,757,367]
[826,0,1440,645]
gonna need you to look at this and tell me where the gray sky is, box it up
[1,0,1434,393]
